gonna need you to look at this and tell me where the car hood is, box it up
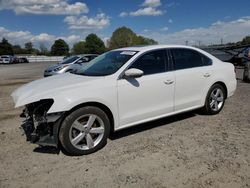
[46,64,64,71]
[11,73,103,108]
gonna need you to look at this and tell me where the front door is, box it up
[117,50,175,127]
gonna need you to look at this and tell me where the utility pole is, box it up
[220,38,223,45]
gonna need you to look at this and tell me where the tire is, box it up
[243,62,250,82]
[59,106,110,155]
[202,84,226,115]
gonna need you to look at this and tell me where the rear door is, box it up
[170,48,213,111]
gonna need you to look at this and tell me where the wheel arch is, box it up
[212,81,228,99]
[202,81,228,107]
[62,101,115,133]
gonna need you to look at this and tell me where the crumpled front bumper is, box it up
[20,106,64,147]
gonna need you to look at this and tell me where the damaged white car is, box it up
[11,45,237,155]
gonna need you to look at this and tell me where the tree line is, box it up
[0,26,158,56]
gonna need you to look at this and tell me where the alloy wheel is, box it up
[69,114,105,150]
[209,88,224,111]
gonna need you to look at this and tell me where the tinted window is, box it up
[89,55,98,60]
[130,50,167,75]
[171,49,204,70]
[201,54,212,66]
[79,56,90,63]
[61,56,79,64]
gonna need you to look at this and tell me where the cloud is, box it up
[142,16,250,45]
[119,12,128,17]
[0,27,33,45]
[160,27,168,31]
[60,35,82,45]
[119,0,164,17]
[142,0,161,7]
[130,7,164,16]
[0,26,83,48]
[31,33,55,42]
[0,0,88,15]
[64,13,110,30]
[166,2,180,8]
[168,19,173,23]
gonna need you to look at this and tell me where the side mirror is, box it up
[124,68,144,78]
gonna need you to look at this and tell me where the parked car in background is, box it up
[44,54,98,77]
[17,57,29,63]
[0,55,15,64]
[12,45,236,155]
[243,47,250,82]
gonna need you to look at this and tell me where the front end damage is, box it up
[20,99,64,147]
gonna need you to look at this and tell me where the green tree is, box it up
[39,43,48,55]
[109,27,137,49]
[13,45,25,54]
[134,36,158,45]
[25,42,33,54]
[0,38,14,55]
[72,41,86,54]
[108,26,158,49]
[242,36,250,45]
[50,39,69,56]
[85,34,106,54]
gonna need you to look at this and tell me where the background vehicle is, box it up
[44,54,98,77]
[17,57,29,63]
[12,45,236,155]
[243,47,250,82]
[0,55,14,64]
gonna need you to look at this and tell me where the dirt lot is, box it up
[0,62,249,188]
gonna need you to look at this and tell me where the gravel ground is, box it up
[0,62,249,188]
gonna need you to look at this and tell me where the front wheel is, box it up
[202,84,226,115]
[59,106,110,155]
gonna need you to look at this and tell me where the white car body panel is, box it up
[174,66,212,111]
[118,71,175,126]
[11,45,237,131]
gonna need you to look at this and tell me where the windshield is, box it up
[77,50,137,76]
[61,56,79,64]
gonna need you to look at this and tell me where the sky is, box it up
[0,0,250,48]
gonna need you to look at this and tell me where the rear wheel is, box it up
[202,84,226,115]
[59,106,110,155]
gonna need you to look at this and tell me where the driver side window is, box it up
[129,50,167,75]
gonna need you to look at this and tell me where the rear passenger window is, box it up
[171,48,205,70]
[130,50,167,75]
[201,54,212,66]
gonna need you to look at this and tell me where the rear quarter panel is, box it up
[206,60,236,101]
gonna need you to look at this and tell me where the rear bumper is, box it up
[228,78,237,98]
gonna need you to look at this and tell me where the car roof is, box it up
[113,45,201,52]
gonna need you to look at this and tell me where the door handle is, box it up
[203,73,211,77]
[164,80,174,85]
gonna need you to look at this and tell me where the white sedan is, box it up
[11,45,237,155]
